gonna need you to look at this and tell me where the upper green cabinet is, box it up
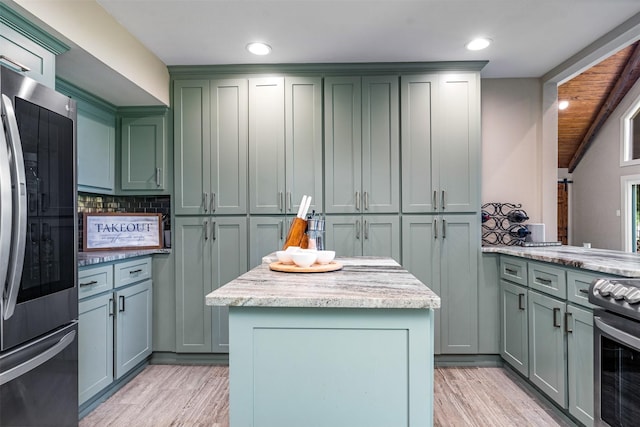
[1,4,68,88]
[401,73,480,213]
[249,76,322,215]
[174,79,248,215]
[324,76,399,214]
[120,109,168,192]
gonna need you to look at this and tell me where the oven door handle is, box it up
[595,316,640,350]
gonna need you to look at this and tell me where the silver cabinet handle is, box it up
[433,190,438,211]
[505,268,517,275]
[278,191,284,212]
[0,330,75,386]
[156,167,161,187]
[553,307,561,328]
[119,295,125,312]
[79,280,98,287]
[364,191,369,210]
[203,192,209,213]
[442,218,446,239]
[579,288,590,295]
[565,312,573,333]
[537,277,552,285]
[279,220,283,240]
[0,55,30,72]
[204,220,208,241]
[355,191,360,211]
[441,190,446,210]
[212,221,216,240]
[518,294,525,310]
[211,192,216,213]
[356,219,361,239]
[109,298,114,317]
[433,218,438,239]
[129,269,142,274]
[286,192,292,212]
[364,220,369,239]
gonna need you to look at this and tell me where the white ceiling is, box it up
[96,0,640,78]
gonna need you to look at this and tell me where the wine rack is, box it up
[481,202,530,246]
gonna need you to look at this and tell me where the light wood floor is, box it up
[80,365,573,427]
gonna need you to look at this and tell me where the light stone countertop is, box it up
[206,256,441,309]
[482,245,640,277]
[78,248,171,267]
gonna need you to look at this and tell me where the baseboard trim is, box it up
[435,354,503,367]
[150,351,230,365]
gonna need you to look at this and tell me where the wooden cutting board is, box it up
[269,261,343,273]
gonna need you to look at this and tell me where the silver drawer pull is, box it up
[579,288,590,295]
[79,280,98,287]
[537,277,552,285]
[129,269,143,274]
[505,268,517,275]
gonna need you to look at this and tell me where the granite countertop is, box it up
[78,248,171,267]
[483,245,640,277]
[206,256,441,309]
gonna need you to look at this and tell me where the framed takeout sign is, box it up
[83,213,163,252]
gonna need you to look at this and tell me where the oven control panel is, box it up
[590,278,640,320]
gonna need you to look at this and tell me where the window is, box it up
[621,175,640,252]
[621,99,640,165]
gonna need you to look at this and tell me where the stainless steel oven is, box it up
[590,278,640,427]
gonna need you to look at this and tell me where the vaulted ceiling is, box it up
[558,42,640,172]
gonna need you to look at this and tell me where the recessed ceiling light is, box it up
[246,42,272,56]
[558,100,569,110]
[465,38,492,51]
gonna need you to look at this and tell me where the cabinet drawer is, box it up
[528,261,566,299]
[114,257,152,288]
[567,270,600,309]
[78,265,114,299]
[500,256,528,286]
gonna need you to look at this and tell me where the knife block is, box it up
[283,218,307,249]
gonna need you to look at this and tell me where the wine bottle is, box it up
[509,225,530,239]
[481,210,491,223]
[507,209,529,223]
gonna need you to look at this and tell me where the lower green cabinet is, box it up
[325,215,400,261]
[249,216,285,268]
[499,280,528,376]
[567,304,594,427]
[175,216,247,353]
[78,293,114,405]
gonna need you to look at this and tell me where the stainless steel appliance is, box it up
[0,65,78,426]
[589,278,640,427]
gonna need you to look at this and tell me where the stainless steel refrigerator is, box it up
[0,65,78,426]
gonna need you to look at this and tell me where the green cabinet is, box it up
[249,216,285,268]
[567,304,594,427]
[249,76,322,215]
[402,214,479,354]
[120,110,168,192]
[324,76,399,214]
[401,74,479,213]
[499,279,528,376]
[174,216,247,353]
[479,253,500,354]
[325,215,400,261]
[174,79,248,215]
[78,293,113,405]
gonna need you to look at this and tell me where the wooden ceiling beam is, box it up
[568,42,640,172]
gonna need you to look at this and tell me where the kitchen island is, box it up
[206,256,440,427]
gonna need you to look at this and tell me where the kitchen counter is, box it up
[78,248,171,267]
[206,256,439,427]
[482,245,640,277]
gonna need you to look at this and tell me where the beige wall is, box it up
[481,78,544,223]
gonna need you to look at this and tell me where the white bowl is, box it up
[316,250,335,264]
[285,246,300,253]
[276,250,294,264]
[291,251,317,268]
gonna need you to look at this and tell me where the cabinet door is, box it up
[479,253,500,354]
[400,74,437,213]
[439,214,479,354]
[325,215,362,257]
[115,279,152,379]
[0,21,56,88]
[211,79,248,214]
[500,280,528,376]
[121,114,167,191]
[77,105,115,193]
[435,73,480,213]
[324,76,362,214]
[211,217,248,353]
[362,76,399,213]
[362,215,400,262]
[174,216,212,352]
[567,305,594,427]
[250,216,285,268]
[174,80,211,215]
[78,293,113,405]
[401,215,440,353]
[285,76,323,215]
[249,77,285,214]
[528,290,567,408]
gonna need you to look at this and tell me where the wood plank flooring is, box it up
[80,365,573,427]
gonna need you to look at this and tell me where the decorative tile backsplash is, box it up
[78,192,171,250]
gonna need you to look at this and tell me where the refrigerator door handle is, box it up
[1,94,28,320]
[0,330,76,386]
[0,104,12,298]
